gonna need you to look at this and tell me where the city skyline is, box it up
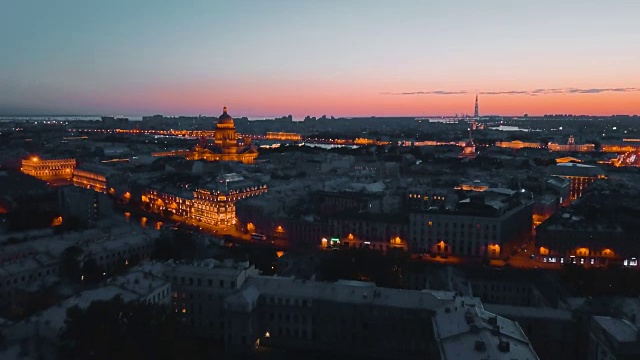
[2,0,640,117]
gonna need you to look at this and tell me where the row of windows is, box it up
[173,276,236,289]
[421,221,498,231]
[343,242,397,251]
[268,312,309,325]
[0,267,57,287]
[97,245,150,261]
[265,296,310,307]
[145,287,171,304]
[24,170,71,176]
[482,293,532,305]
[412,239,494,248]
[73,172,106,181]
[411,241,492,256]
[415,230,497,241]
[272,326,310,340]
[473,283,530,293]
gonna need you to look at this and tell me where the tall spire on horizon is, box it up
[474,94,479,119]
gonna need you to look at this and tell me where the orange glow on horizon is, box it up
[97,80,640,118]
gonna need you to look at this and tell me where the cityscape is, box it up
[1,1,640,360]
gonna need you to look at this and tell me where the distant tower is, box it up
[471,94,479,130]
[474,94,479,118]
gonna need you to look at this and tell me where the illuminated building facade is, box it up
[531,195,558,228]
[266,132,302,141]
[21,157,76,180]
[601,144,640,153]
[610,151,640,167]
[459,130,477,159]
[495,140,542,150]
[353,138,390,146]
[327,213,408,252]
[144,188,193,219]
[331,234,408,253]
[555,157,582,164]
[151,149,191,158]
[536,215,630,267]
[456,180,489,192]
[411,140,440,146]
[548,163,607,201]
[407,189,452,211]
[408,190,533,258]
[186,107,258,164]
[73,168,107,193]
[143,179,267,228]
[548,136,595,152]
[509,175,570,229]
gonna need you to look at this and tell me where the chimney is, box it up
[498,340,511,352]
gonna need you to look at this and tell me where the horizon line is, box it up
[1,113,639,119]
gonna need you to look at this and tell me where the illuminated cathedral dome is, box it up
[180,105,258,164]
[213,106,239,154]
[217,106,235,128]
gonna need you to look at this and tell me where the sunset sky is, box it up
[1,0,639,117]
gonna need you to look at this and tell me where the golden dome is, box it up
[217,106,234,126]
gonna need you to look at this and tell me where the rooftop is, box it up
[108,269,169,297]
[434,305,539,360]
[243,275,480,311]
[594,316,638,343]
[483,304,573,321]
[548,163,606,177]
[169,258,256,279]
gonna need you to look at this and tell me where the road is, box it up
[405,239,561,270]
[119,203,556,270]
[118,206,290,250]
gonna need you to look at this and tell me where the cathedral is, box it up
[186,107,258,164]
[459,129,477,159]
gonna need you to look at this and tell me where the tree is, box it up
[81,258,103,283]
[59,297,203,360]
[61,246,83,282]
[317,247,410,289]
[153,228,196,261]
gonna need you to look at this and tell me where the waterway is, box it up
[489,125,539,132]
